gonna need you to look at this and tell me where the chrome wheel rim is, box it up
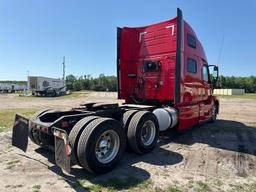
[141,120,156,146]
[95,130,120,164]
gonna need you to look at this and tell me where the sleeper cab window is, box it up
[187,33,196,48]
[187,58,197,73]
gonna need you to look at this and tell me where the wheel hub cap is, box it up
[95,130,120,164]
[141,120,156,146]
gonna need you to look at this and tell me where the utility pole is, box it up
[27,70,29,91]
[63,56,65,82]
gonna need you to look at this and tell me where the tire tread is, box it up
[69,116,98,165]
[127,111,159,154]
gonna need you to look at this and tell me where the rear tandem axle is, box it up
[12,102,163,174]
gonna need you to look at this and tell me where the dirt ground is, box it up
[0,92,123,110]
[0,92,256,192]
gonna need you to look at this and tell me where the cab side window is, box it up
[187,58,197,73]
[202,65,209,83]
[187,34,196,48]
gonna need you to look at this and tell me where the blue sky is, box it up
[0,0,255,80]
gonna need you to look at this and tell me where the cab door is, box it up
[199,63,212,122]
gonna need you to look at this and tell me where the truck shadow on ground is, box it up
[161,119,256,156]
[33,139,183,191]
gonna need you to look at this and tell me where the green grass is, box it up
[0,108,38,132]
[32,184,41,192]
[155,186,182,192]
[5,160,20,169]
[78,177,186,192]
[195,181,210,192]
[214,93,256,99]
[78,177,154,192]
[229,182,256,192]
[16,91,90,100]
[5,184,23,189]
[60,91,90,99]
[46,181,55,186]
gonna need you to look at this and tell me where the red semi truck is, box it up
[12,8,219,174]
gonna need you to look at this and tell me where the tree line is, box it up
[218,75,256,93]
[0,80,27,85]
[65,74,256,93]
[65,74,118,92]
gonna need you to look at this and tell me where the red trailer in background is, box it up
[12,8,219,174]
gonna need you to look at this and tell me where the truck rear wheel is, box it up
[121,110,138,132]
[77,118,126,174]
[121,110,138,151]
[69,116,98,165]
[127,111,159,154]
[29,108,54,146]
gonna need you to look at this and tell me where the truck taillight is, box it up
[65,144,71,155]
[41,127,48,133]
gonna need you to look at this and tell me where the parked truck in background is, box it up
[28,76,66,96]
[12,8,219,174]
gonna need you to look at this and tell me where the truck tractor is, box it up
[12,8,219,174]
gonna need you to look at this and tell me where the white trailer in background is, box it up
[28,76,66,96]
[0,83,27,93]
[213,89,245,95]
[0,83,10,92]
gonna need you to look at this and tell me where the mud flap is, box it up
[12,114,29,152]
[53,127,71,173]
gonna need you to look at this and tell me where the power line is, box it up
[217,36,225,65]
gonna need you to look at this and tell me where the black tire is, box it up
[69,116,99,165]
[211,104,217,122]
[77,118,126,174]
[29,108,54,145]
[121,110,138,151]
[30,108,53,121]
[121,110,138,132]
[52,90,57,97]
[127,111,159,154]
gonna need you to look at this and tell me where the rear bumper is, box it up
[30,120,51,134]
[12,114,53,152]
[12,114,71,173]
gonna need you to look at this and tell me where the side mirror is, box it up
[209,65,219,88]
